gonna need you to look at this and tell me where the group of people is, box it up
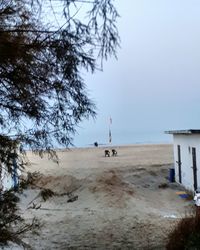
[93,141,117,157]
[104,149,117,157]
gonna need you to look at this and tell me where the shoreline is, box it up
[50,142,173,151]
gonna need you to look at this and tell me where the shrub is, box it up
[40,188,55,201]
[166,208,200,250]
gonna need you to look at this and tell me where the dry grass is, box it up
[93,170,134,195]
[158,183,169,189]
[89,170,134,208]
[19,171,41,189]
[166,208,200,250]
[40,188,55,201]
[148,170,158,176]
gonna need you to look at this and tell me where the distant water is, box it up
[72,130,172,148]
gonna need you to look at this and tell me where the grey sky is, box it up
[74,0,200,146]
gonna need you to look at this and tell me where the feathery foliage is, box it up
[0,0,119,156]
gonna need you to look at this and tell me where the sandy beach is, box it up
[16,144,193,249]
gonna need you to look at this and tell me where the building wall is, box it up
[173,134,200,191]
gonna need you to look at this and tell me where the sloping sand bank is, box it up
[17,144,193,249]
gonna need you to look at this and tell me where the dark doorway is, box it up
[177,145,182,183]
[192,147,198,191]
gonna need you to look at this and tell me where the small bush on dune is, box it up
[158,183,169,189]
[40,188,55,201]
[166,208,200,250]
[19,171,41,190]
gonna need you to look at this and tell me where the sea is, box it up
[72,129,173,148]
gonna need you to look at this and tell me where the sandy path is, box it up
[16,144,193,249]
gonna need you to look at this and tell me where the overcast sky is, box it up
[74,0,200,146]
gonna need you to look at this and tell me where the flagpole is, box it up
[109,116,112,145]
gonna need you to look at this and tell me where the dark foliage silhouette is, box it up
[0,0,119,162]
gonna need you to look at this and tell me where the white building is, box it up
[166,129,200,191]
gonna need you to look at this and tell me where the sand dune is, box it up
[17,144,193,249]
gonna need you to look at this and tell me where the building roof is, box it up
[165,129,200,135]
